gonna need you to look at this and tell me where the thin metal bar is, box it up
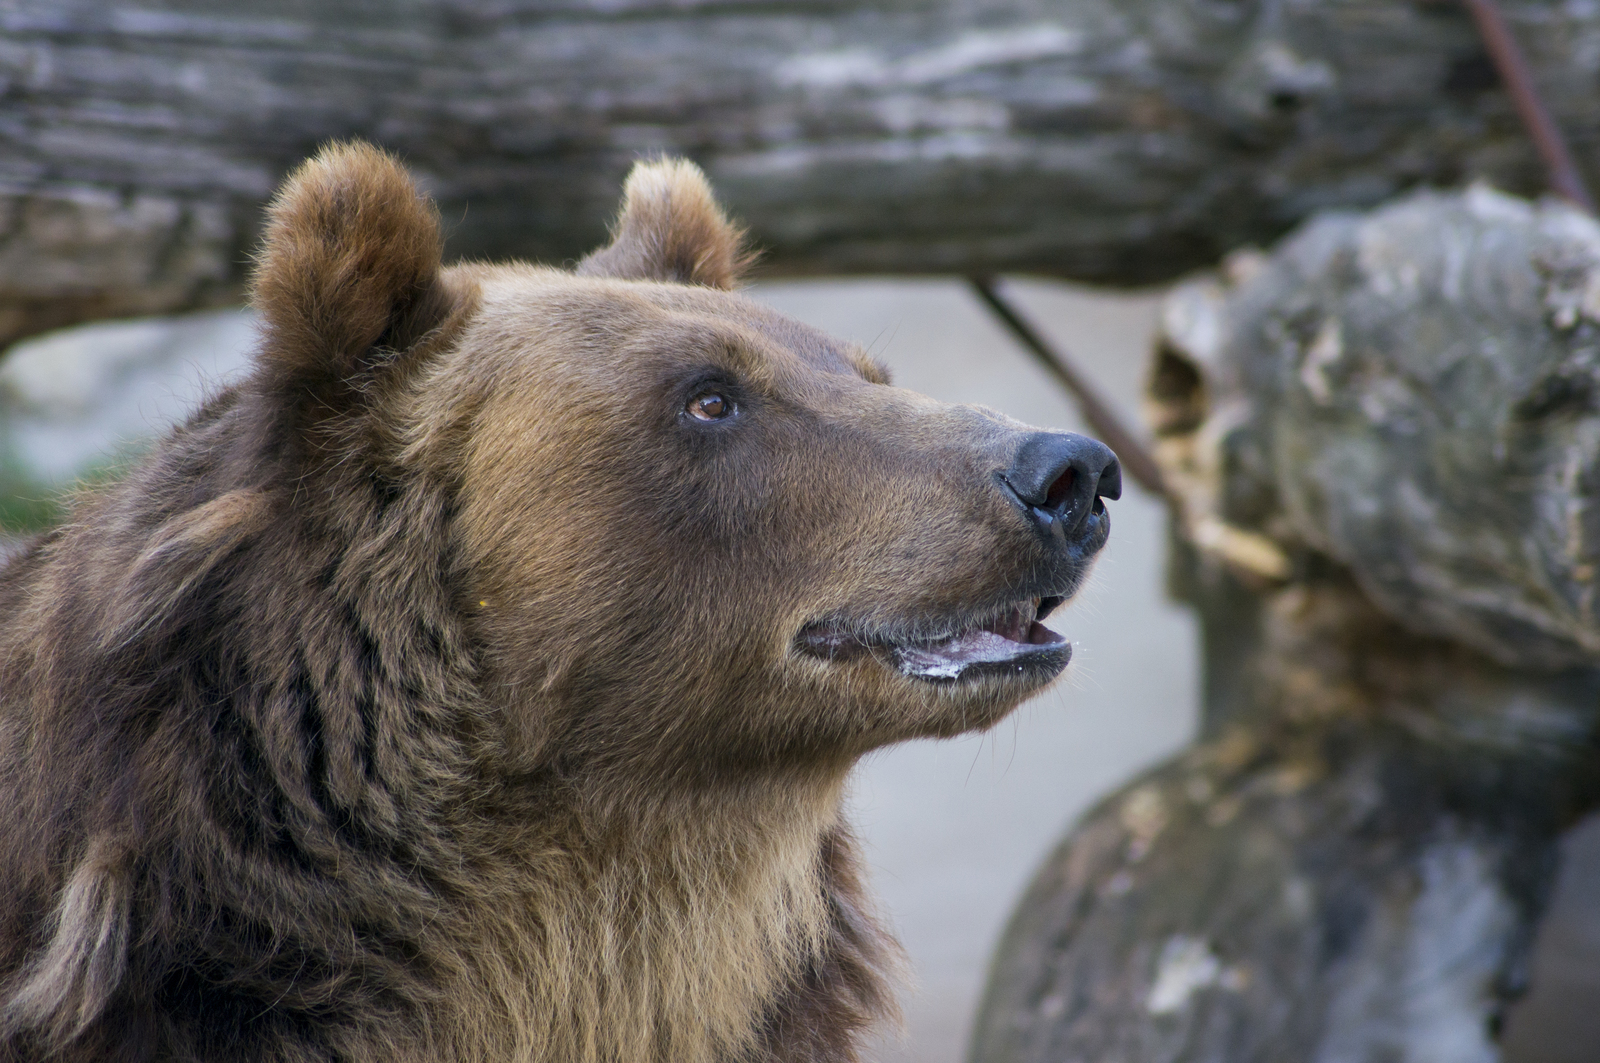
[968,275,1167,498]
[1462,0,1595,211]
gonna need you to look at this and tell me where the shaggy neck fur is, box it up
[446,779,849,1063]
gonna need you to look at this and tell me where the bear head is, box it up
[250,142,1120,795]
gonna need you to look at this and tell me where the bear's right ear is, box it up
[251,141,456,414]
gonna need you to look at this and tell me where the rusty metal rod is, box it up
[968,275,1167,498]
[1462,0,1596,211]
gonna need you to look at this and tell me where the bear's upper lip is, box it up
[796,595,1070,683]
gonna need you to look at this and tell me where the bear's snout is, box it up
[997,431,1121,541]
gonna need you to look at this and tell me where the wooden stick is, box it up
[1463,0,1596,211]
[968,276,1167,499]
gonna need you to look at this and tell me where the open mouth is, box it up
[799,595,1072,684]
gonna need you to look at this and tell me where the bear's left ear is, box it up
[251,141,458,415]
[576,158,752,290]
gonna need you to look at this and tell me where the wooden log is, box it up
[970,187,1600,1061]
[7,0,1600,346]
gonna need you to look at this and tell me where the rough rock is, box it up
[1162,185,1600,671]
[971,188,1600,1062]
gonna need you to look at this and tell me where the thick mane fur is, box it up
[0,145,896,1062]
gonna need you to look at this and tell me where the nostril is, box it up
[1097,458,1122,502]
[1002,431,1119,534]
[1044,468,1076,512]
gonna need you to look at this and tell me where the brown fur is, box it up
[576,158,754,289]
[0,143,1105,1062]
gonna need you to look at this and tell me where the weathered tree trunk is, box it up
[7,0,1600,347]
[970,188,1600,1061]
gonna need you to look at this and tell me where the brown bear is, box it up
[0,143,1119,1063]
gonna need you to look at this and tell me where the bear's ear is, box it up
[251,141,455,408]
[576,158,752,289]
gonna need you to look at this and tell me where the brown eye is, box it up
[688,393,732,421]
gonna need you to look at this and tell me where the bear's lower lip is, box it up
[798,596,1073,684]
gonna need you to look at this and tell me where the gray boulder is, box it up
[972,188,1600,1063]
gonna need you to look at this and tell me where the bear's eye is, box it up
[687,393,734,421]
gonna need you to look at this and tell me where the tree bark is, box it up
[6,0,1600,346]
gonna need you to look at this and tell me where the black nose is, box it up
[1000,432,1122,535]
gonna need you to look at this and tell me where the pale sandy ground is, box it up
[3,279,1595,1061]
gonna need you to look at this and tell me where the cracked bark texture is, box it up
[970,189,1600,1062]
[8,0,1600,347]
